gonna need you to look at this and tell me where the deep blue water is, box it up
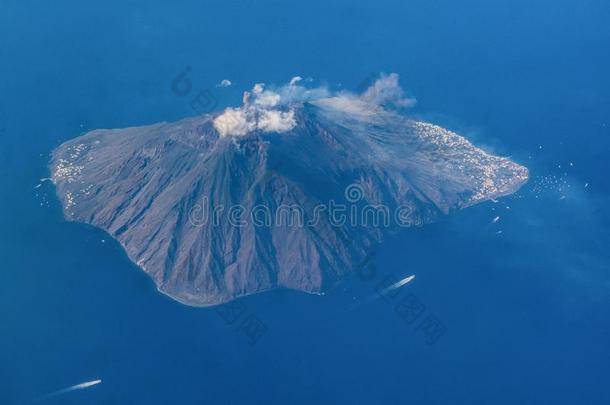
[1,0,610,403]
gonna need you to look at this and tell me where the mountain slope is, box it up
[50,100,528,306]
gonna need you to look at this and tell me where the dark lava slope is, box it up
[50,100,528,306]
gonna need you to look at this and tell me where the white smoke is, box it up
[216,79,232,88]
[289,76,303,86]
[360,73,416,108]
[277,84,330,105]
[253,90,281,108]
[213,73,414,137]
[252,83,265,94]
[213,82,299,137]
[258,109,296,133]
[213,108,256,137]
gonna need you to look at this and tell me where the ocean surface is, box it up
[1,0,609,403]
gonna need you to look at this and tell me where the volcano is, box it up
[50,78,528,306]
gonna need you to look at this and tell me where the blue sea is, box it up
[1,0,610,403]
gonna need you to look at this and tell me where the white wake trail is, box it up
[377,275,416,297]
[36,379,101,402]
[346,274,416,312]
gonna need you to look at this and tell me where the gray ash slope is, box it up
[51,99,528,306]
